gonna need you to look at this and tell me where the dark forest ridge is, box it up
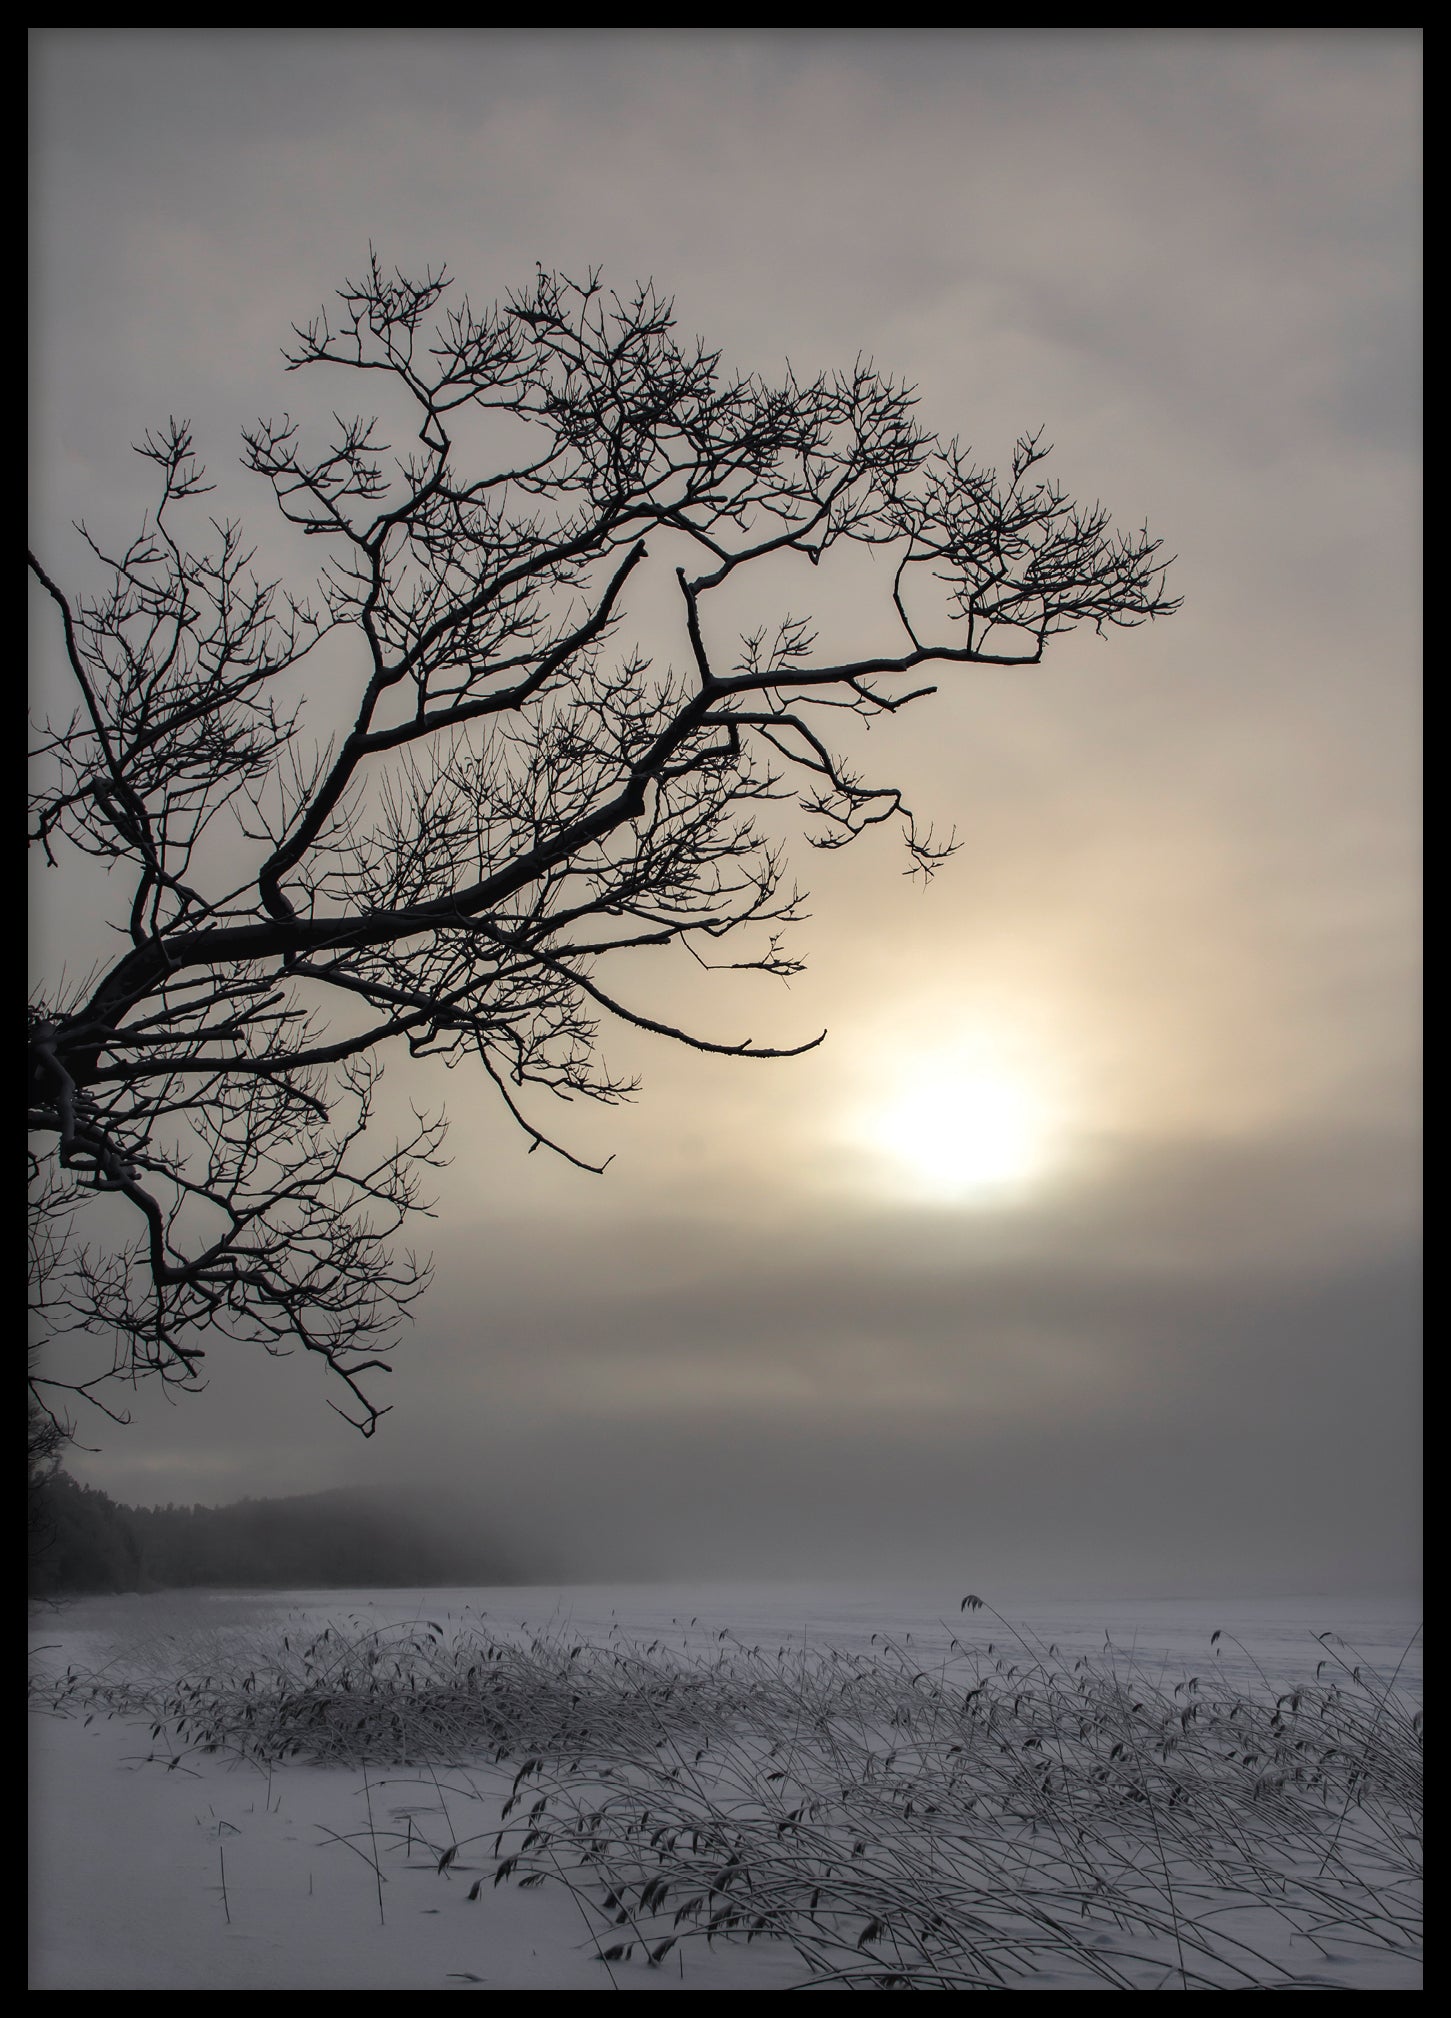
[27,1475,536,1598]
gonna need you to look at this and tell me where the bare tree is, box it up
[29,257,1178,1435]
[27,1398,70,1592]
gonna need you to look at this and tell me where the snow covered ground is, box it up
[29,1583,1421,1991]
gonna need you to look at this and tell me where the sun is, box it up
[846,1042,1062,1204]
[880,1073,1046,1195]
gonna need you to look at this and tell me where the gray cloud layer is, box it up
[30,30,1419,1593]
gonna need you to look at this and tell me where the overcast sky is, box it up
[29,29,1420,1596]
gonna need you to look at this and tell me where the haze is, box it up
[28,30,1420,1597]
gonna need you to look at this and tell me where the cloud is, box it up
[31,31,1418,1596]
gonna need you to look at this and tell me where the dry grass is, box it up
[31,1597,1421,1989]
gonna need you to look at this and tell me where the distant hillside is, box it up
[27,1472,535,1597]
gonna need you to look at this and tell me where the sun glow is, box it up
[847,1035,1067,1205]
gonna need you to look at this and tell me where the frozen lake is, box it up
[29,1577,1424,1699]
[30,1581,1421,1991]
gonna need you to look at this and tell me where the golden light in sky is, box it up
[873,1072,1047,1197]
[845,1029,1067,1205]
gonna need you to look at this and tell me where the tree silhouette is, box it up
[27,1398,70,1588]
[29,256,1178,1434]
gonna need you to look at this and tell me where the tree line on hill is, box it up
[27,1408,526,1596]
